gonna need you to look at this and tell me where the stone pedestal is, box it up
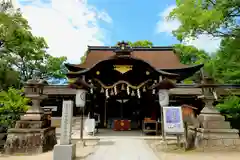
[193,97,240,151]
[4,127,57,155]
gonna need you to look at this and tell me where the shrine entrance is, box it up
[65,42,204,136]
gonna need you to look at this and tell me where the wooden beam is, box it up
[41,85,240,96]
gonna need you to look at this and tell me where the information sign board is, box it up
[163,106,184,135]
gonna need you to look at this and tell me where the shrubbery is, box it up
[0,88,30,131]
[216,95,240,131]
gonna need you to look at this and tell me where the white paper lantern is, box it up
[158,89,169,106]
[75,89,87,108]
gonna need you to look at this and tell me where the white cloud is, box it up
[156,5,180,33]
[183,35,221,53]
[156,5,221,53]
[16,0,112,63]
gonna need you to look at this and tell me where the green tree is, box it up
[0,88,30,128]
[80,51,87,64]
[0,60,20,90]
[0,2,68,84]
[174,44,210,65]
[169,0,240,41]
[128,40,153,47]
[204,31,240,84]
[170,0,240,84]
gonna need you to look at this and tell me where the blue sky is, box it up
[16,0,221,63]
[87,0,178,46]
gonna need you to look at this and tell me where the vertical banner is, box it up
[163,106,184,135]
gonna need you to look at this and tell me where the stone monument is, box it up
[53,100,76,160]
[190,77,240,151]
[4,79,57,155]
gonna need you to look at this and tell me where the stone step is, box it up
[202,121,231,129]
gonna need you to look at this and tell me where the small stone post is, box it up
[53,100,76,160]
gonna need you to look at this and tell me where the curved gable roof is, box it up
[77,46,188,69]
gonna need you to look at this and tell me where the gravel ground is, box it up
[147,140,240,160]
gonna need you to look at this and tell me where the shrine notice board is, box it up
[163,106,184,135]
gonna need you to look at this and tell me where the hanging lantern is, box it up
[152,89,155,94]
[121,84,125,90]
[100,88,104,93]
[131,90,135,96]
[143,86,146,92]
[137,89,141,98]
[127,86,130,95]
[114,85,117,95]
[105,89,109,98]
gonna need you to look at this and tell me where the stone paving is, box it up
[1,138,240,160]
[1,121,240,160]
[86,138,159,160]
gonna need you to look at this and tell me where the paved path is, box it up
[86,138,159,160]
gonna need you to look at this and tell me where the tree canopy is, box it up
[169,0,240,41]
[0,1,68,89]
[169,0,240,84]
[128,40,153,47]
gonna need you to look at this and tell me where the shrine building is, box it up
[62,42,204,130]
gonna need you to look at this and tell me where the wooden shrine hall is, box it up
[65,41,204,132]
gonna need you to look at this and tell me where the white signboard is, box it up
[75,89,87,108]
[84,118,95,133]
[60,100,73,145]
[163,106,184,134]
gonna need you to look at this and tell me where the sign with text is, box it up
[60,100,73,145]
[163,106,184,135]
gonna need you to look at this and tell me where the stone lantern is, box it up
[4,79,57,155]
[190,77,240,151]
[21,79,48,121]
